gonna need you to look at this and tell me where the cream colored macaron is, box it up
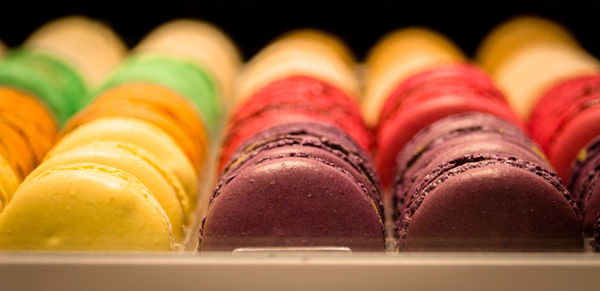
[49,117,198,208]
[493,43,600,118]
[26,16,127,86]
[363,27,465,127]
[476,15,580,75]
[25,141,188,241]
[135,19,241,106]
[0,163,173,251]
[235,29,358,106]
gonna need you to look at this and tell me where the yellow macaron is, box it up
[134,19,241,106]
[0,163,173,251]
[476,15,580,75]
[0,154,19,208]
[24,141,188,241]
[363,27,465,127]
[25,15,127,86]
[50,117,199,209]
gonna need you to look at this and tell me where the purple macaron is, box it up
[568,135,600,236]
[200,122,385,251]
[393,113,583,251]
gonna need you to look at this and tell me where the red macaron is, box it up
[218,75,371,173]
[529,74,600,181]
[375,64,522,187]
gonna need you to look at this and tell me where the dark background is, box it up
[1,0,599,61]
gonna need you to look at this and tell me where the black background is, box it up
[1,0,599,61]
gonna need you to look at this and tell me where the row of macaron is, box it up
[0,17,241,250]
[200,16,600,252]
[1,15,600,251]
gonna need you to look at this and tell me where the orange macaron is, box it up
[0,88,58,162]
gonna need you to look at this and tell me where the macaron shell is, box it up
[50,117,198,208]
[476,16,580,74]
[376,95,520,187]
[581,178,600,235]
[134,19,241,104]
[0,163,173,251]
[202,156,384,251]
[399,158,582,251]
[24,143,186,241]
[25,16,126,86]
[223,139,383,216]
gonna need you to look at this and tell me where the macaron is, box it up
[201,122,384,251]
[134,19,241,107]
[375,64,522,187]
[219,75,372,173]
[235,29,358,106]
[24,141,187,241]
[25,15,127,86]
[393,113,582,251]
[529,75,600,181]
[363,27,465,127]
[476,15,581,75]
[0,163,173,251]
[0,87,58,162]
[48,117,198,209]
[63,83,208,174]
[97,54,220,132]
[396,153,582,251]
[0,41,5,56]
[568,136,600,235]
[393,113,548,214]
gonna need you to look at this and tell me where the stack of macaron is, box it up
[364,28,522,187]
[0,88,57,213]
[0,16,127,125]
[372,62,522,186]
[0,117,192,251]
[477,16,600,119]
[202,30,384,251]
[394,113,583,251]
[202,122,384,251]
[0,16,124,215]
[92,19,242,134]
[363,27,466,128]
[0,20,241,251]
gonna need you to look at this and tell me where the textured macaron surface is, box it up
[396,154,581,251]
